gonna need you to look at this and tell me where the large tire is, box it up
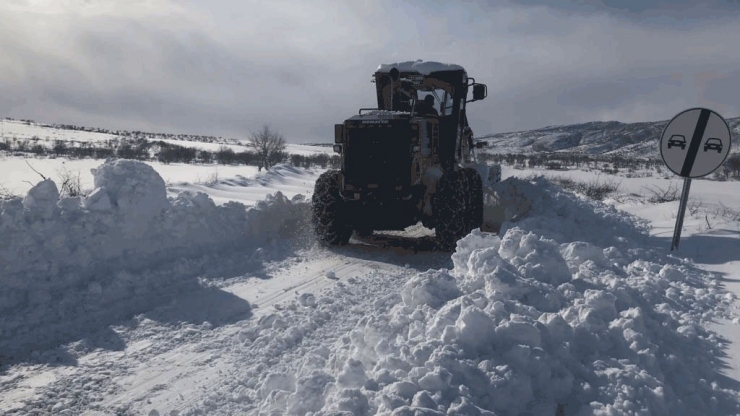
[461,168,484,231]
[433,171,467,251]
[312,170,352,245]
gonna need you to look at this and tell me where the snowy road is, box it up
[1,229,452,415]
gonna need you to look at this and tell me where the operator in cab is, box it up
[416,95,439,116]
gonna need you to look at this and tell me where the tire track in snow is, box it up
[2,250,346,415]
[3,238,448,415]
[133,244,450,415]
[165,247,449,415]
[85,251,354,415]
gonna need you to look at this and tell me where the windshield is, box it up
[416,89,453,116]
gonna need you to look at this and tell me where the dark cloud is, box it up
[1,0,739,142]
[698,70,740,118]
[556,75,680,108]
[502,0,740,24]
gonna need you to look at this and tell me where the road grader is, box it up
[312,60,498,251]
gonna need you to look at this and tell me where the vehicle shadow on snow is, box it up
[0,286,253,372]
[0,324,127,371]
[329,230,454,271]
[140,285,253,326]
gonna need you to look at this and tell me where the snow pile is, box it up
[293,177,737,415]
[0,159,311,357]
[167,162,322,207]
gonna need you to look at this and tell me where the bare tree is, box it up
[247,124,287,170]
[0,183,18,200]
[642,183,679,203]
[57,166,84,198]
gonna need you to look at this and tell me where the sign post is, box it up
[670,178,691,250]
[659,108,732,250]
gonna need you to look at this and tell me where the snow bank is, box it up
[274,176,737,415]
[0,160,311,357]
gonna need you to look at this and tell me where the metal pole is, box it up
[671,177,692,250]
[390,81,394,111]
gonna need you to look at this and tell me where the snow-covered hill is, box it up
[2,156,740,415]
[0,118,330,157]
[478,117,740,156]
[5,114,740,161]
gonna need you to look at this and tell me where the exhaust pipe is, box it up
[389,67,399,111]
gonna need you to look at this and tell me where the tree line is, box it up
[0,124,341,170]
[3,117,235,145]
[477,151,663,171]
[477,150,740,180]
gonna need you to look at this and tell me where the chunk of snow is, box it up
[90,160,169,236]
[23,179,59,220]
[298,293,317,307]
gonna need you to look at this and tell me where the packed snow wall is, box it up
[0,160,310,357]
[248,177,739,415]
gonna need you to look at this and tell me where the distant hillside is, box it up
[4,114,740,159]
[0,117,243,147]
[0,117,332,168]
[0,117,331,149]
[477,117,740,156]
[0,117,329,156]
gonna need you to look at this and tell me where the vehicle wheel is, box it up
[433,170,467,251]
[312,170,353,245]
[461,168,484,232]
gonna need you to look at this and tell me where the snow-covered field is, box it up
[0,118,330,200]
[1,154,740,415]
[1,119,120,145]
[0,156,323,207]
[0,119,331,156]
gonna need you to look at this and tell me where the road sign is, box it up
[660,107,732,178]
[660,107,733,250]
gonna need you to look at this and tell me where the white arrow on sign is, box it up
[660,107,732,178]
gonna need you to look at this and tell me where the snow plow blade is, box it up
[479,169,533,233]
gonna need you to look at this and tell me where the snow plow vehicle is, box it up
[312,60,495,251]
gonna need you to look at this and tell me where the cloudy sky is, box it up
[2,0,740,143]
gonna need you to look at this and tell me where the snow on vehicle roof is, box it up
[376,60,466,75]
[358,110,411,117]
